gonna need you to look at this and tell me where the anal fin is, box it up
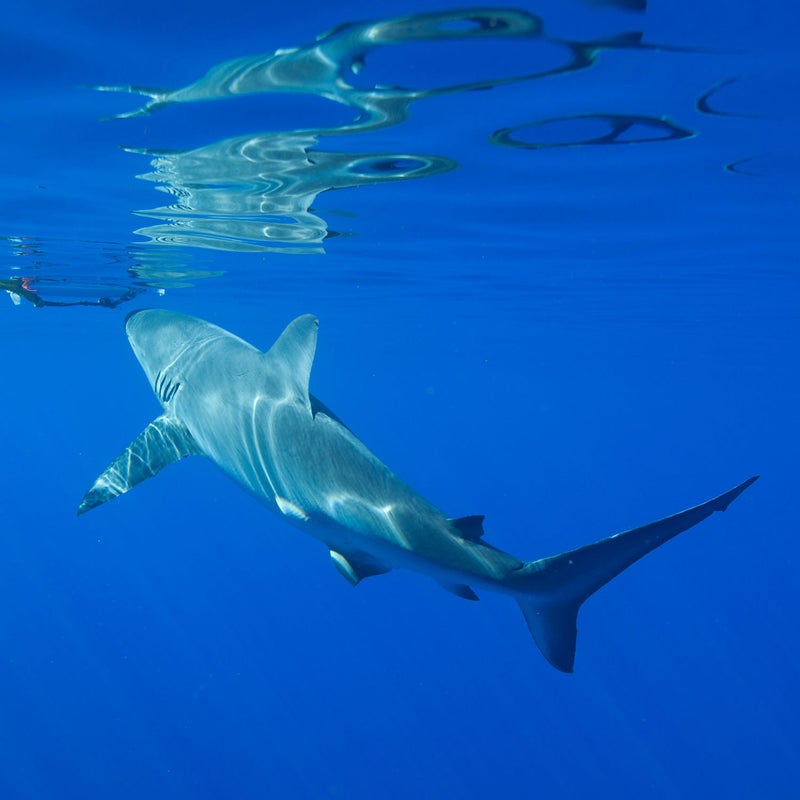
[439,582,480,601]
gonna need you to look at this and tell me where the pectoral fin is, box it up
[78,415,201,515]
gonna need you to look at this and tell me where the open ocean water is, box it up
[1,0,797,797]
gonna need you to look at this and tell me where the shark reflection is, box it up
[97,8,700,254]
[97,10,545,129]
[0,235,223,306]
[128,134,455,253]
[1,275,142,309]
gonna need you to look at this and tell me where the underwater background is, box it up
[1,0,797,797]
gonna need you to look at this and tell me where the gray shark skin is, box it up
[78,310,758,672]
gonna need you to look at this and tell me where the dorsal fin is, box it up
[450,514,485,541]
[263,315,319,410]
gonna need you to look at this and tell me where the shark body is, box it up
[79,310,757,672]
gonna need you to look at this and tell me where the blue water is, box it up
[1,1,798,797]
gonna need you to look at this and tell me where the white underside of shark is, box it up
[79,310,757,672]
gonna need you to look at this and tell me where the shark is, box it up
[78,310,757,672]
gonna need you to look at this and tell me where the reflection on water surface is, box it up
[4,5,756,305]
[96,8,706,256]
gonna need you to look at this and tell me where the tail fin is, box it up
[513,476,758,672]
[89,84,170,119]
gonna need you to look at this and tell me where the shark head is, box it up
[125,308,319,413]
[125,309,243,406]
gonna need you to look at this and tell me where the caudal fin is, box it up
[513,476,759,672]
